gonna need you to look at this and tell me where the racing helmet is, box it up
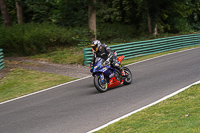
[91,40,101,52]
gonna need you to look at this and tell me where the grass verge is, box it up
[95,84,200,133]
[0,68,75,103]
[31,47,84,65]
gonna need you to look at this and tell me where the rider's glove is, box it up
[103,58,110,66]
[106,58,110,62]
[115,63,119,66]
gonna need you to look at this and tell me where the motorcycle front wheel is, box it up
[94,75,108,93]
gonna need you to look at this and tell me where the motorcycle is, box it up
[90,54,132,92]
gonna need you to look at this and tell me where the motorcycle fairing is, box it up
[93,59,115,80]
[108,76,123,88]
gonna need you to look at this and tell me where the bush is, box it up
[169,18,193,33]
[191,22,200,31]
[0,22,138,56]
[0,23,77,55]
[1,22,195,56]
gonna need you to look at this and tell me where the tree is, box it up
[88,0,97,41]
[142,0,160,35]
[15,0,24,24]
[147,10,152,35]
[0,0,12,27]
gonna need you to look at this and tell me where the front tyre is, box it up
[123,67,132,85]
[94,75,108,93]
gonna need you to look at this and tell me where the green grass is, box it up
[31,47,84,65]
[95,84,200,133]
[0,68,75,103]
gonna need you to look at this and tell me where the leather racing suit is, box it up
[91,44,119,72]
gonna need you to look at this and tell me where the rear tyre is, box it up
[123,67,132,85]
[94,75,108,93]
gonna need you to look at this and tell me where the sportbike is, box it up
[91,55,132,92]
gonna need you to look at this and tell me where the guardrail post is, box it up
[83,48,93,66]
[0,49,4,70]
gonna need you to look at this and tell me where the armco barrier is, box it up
[83,34,200,66]
[0,49,4,70]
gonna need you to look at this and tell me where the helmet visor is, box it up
[92,44,98,51]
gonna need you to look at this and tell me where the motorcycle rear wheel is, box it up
[123,67,132,85]
[94,75,108,93]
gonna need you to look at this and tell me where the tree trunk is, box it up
[101,0,106,4]
[147,8,152,35]
[153,23,158,35]
[0,0,12,27]
[16,1,24,24]
[88,0,97,41]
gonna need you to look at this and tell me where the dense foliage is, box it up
[0,23,81,55]
[1,0,200,55]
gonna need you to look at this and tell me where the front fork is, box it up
[100,73,104,83]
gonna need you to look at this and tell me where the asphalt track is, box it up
[1,47,200,133]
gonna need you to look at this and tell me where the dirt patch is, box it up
[0,57,91,79]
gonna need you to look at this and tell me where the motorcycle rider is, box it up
[90,40,125,78]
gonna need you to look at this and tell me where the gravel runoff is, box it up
[1,57,91,79]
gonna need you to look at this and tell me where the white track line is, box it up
[1,47,200,106]
[87,80,200,133]
[0,76,91,105]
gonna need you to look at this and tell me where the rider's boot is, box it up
[121,68,125,76]
[114,65,123,82]
[115,63,126,77]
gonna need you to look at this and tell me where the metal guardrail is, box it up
[83,34,200,66]
[0,49,4,70]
